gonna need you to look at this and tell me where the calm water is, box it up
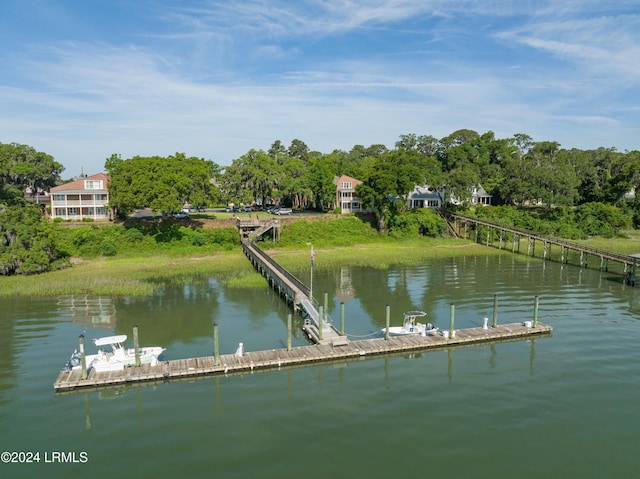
[1,253,639,478]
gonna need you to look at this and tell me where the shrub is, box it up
[101,240,117,256]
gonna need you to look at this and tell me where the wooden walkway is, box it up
[53,321,552,391]
[449,213,640,284]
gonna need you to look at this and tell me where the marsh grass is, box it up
[4,225,639,297]
[0,252,255,297]
[266,237,493,272]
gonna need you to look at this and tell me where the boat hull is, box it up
[70,347,165,372]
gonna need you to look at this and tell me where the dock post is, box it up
[449,303,455,337]
[318,305,324,341]
[133,324,140,367]
[492,294,498,327]
[533,296,539,328]
[385,304,390,340]
[79,334,87,380]
[340,302,345,336]
[324,292,328,324]
[213,323,220,366]
[287,314,292,351]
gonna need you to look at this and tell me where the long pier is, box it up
[449,213,639,284]
[241,238,345,344]
[53,219,557,391]
[53,321,552,391]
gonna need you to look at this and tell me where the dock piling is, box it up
[340,302,345,336]
[79,334,87,380]
[133,325,140,367]
[287,313,292,351]
[324,292,328,324]
[318,305,324,341]
[533,296,539,328]
[385,304,390,340]
[213,323,220,366]
[450,304,455,337]
[492,294,498,327]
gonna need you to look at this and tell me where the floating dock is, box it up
[53,321,552,391]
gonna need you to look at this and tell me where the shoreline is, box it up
[0,238,489,297]
[1,231,638,297]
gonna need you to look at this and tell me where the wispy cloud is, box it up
[1,0,638,174]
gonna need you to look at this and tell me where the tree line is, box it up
[2,130,640,275]
[215,130,640,232]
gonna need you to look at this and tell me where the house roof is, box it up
[409,185,441,200]
[333,174,362,188]
[50,173,109,192]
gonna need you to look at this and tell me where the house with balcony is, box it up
[334,175,364,214]
[50,173,111,221]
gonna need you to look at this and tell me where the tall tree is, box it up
[356,150,422,233]
[0,142,64,201]
[106,153,219,217]
[220,149,281,206]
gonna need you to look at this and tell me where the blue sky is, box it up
[1,1,639,177]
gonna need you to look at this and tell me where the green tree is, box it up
[356,150,422,233]
[105,153,219,217]
[307,154,336,210]
[0,204,67,274]
[0,142,64,202]
[220,149,282,206]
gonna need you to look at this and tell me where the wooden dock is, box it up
[53,321,552,391]
[449,212,639,284]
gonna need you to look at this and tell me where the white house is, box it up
[407,185,444,209]
[449,184,492,206]
[50,173,111,221]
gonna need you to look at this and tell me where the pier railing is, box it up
[242,239,310,303]
[448,212,639,283]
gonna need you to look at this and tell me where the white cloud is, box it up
[1,0,639,176]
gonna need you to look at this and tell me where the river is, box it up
[1,252,639,478]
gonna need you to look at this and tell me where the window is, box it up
[341,182,352,189]
[95,194,108,201]
[53,194,65,201]
[84,180,103,190]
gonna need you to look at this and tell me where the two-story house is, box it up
[50,173,111,221]
[448,184,492,206]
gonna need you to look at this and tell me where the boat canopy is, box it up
[94,335,128,346]
[404,311,427,317]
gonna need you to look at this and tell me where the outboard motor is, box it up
[63,349,82,371]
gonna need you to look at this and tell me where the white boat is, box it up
[63,335,165,372]
[382,311,438,336]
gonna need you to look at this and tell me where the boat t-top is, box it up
[63,335,165,372]
[382,311,437,336]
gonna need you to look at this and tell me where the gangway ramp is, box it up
[242,239,348,346]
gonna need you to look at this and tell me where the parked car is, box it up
[242,206,252,212]
[275,208,292,215]
[172,211,190,219]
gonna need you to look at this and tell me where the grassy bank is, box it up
[3,220,640,297]
[0,237,489,297]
